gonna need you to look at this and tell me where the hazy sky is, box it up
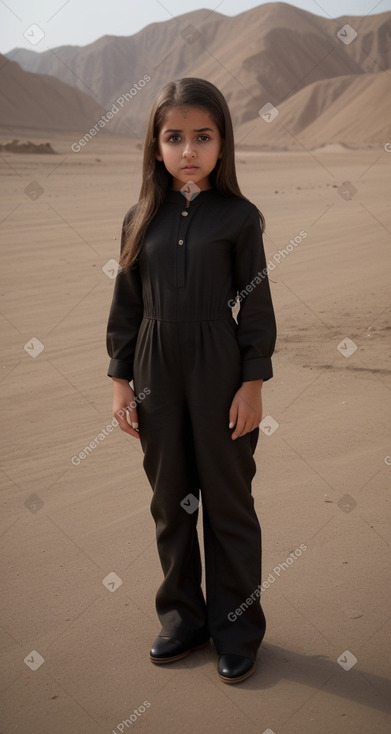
[1,0,390,53]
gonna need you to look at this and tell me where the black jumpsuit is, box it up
[106,188,276,661]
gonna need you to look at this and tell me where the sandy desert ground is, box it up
[1,128,390,733]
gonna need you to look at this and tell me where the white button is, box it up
[182,211,188,216]
[178,239,184,245]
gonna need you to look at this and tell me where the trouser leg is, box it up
[141,411,207,640]
[199,428,265,660]
[183,320,266,660]
[134,321,207,641]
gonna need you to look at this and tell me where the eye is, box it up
[165,134,212,143]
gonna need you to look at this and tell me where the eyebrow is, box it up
[162,127,214,133]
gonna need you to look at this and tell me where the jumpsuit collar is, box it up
[164,188,219,206]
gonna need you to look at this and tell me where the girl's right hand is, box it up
[112,377,140,439]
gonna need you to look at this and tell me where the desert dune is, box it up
[1,125,390,733]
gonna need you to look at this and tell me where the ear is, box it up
[153,137,163,161]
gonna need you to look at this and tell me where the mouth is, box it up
[182,165,199,171]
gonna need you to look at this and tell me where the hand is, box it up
[112,378,140,439]
[229,380,263,440]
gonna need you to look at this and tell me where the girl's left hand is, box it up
[229,380,263,440]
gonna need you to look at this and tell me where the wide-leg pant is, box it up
[134,316,266,661]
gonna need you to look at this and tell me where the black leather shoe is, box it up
[218,655,255,683]
[150,635,210,664]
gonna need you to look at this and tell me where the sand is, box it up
[0,128,390,733]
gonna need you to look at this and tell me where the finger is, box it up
[115,409,140,439]
[229,400,238,430]
[126,406,139,432]
[231,416,246,440]
[232,416,255,440]
[120,421,140,439]
[117,414,138,436]
[118,420,136,436]
[115,404,138,426]
[128,426,140,439]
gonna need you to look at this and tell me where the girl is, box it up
[106,78,276,684]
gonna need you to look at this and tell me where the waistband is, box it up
[142,313,234,323]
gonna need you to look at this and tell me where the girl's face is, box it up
[155,105,222,191]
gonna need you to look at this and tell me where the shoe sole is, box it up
[150,639,210,664]
[218,663,256,684]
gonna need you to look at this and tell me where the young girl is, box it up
[106,78,276,684]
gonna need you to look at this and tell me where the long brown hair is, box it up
[120,77,265,270]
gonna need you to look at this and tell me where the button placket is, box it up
[176,209,191,288]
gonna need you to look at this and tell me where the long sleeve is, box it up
[106,207,143,381]
[233,206,276,382]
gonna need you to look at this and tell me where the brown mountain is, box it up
[3,3,391,145]
[236,70,391,147]
[0,54,105,132]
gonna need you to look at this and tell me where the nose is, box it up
[182,141,196,158]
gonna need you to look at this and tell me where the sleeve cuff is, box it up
[107,358,133,381]
[242,357,273,382]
